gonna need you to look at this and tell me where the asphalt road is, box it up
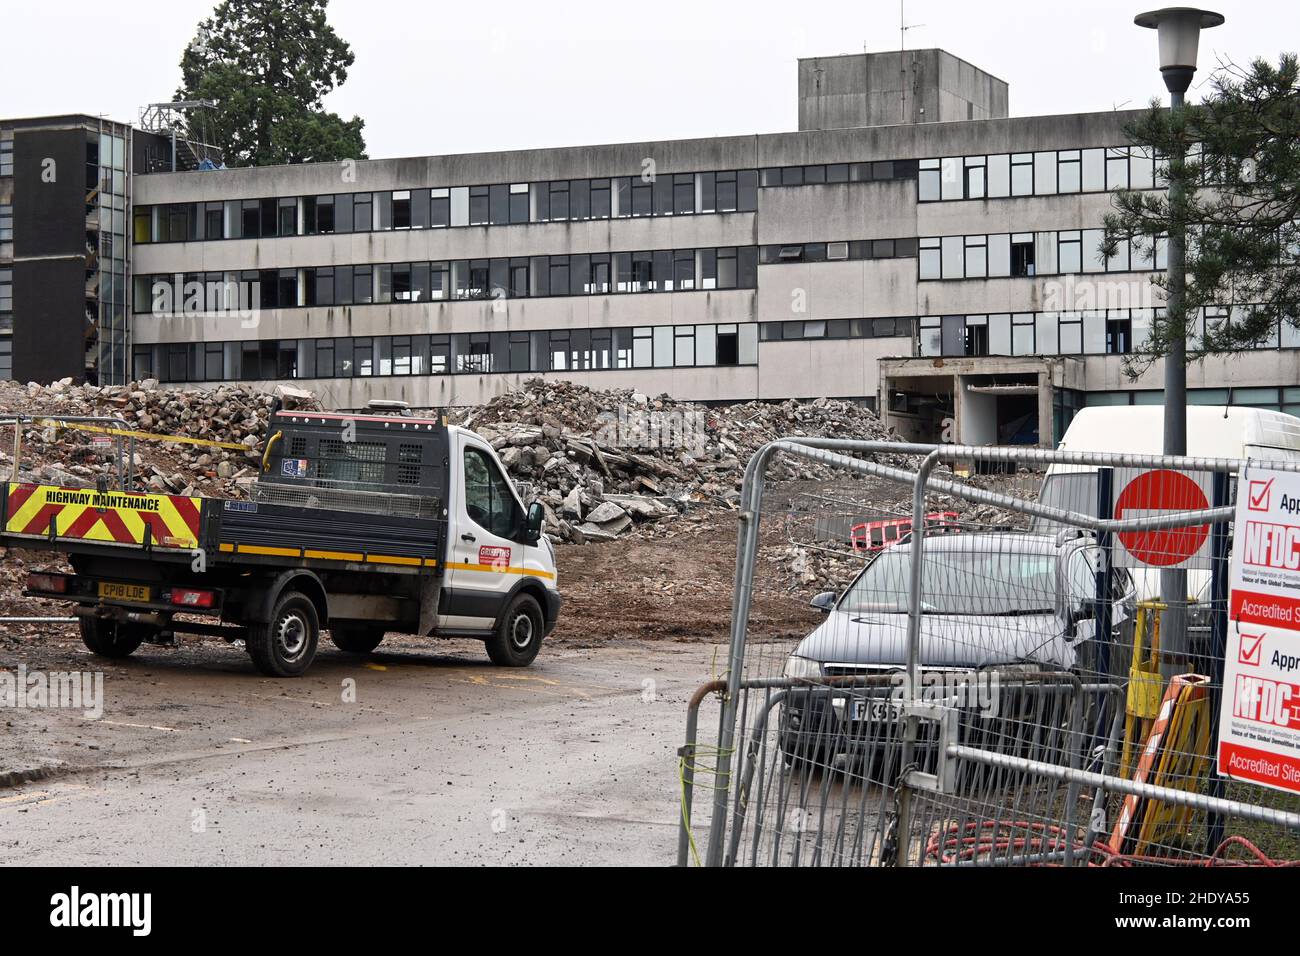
[0,633,723,866]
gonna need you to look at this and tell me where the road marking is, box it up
[252,694,331,706]
[86,718,177,733]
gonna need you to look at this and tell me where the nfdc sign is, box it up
[1111,468,1214,569]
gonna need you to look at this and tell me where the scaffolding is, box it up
[137,101,223,173]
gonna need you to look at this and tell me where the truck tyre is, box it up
[485,593,544,667]
[329,625,385,654]
[246,591,319,677]
[79,617,146,659]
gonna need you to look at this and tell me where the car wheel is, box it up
[79,617,147,659]
[329,625,385,654]
[485,594,544,667]
[246,591,319,677]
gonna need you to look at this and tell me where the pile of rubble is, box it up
[453,379,905,544]
[0,378,319,499]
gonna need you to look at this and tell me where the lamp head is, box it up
[1135,7,1225,95]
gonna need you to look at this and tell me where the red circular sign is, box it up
[1114,469,1210,567]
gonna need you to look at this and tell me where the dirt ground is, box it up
[0,504,819,866]
[551,510,822,646]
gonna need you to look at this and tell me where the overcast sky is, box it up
[3,0,1297,159]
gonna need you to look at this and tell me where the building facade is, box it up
[11,51,1300,445]
[0,115,165,384]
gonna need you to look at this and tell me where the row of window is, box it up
[0,268,11,314]
[133,323,761,383]
[918,146,1162,202]
[919,306,1300,359]
[758,160,916,188]
[0,203,11,241]
[758,317,914,341]
[134,246,760,313]
[0,136,13,177]
[918,230,1168,280]
[135,170,762,243]
[758,238,918,265]
[1088,387,1300,418]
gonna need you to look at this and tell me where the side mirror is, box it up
[1070,597,1099,625]
[809,591,836,614]
[525,501,545,544]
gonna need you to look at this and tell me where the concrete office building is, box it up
[18,49,1300,445]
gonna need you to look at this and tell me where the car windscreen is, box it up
[1028,472,1099,534]
[839,544,1059,615]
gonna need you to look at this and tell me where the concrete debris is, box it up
[452,378,906,545]
[0,378,321,502]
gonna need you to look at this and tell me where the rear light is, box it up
[168,588,216,608]
[26,573,68,593]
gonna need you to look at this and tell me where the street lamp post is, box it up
[1135,7,1224,675]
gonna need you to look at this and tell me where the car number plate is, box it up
[852,698,903,722]
[98,581,151,603]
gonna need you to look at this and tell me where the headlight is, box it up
[784,655,822,679]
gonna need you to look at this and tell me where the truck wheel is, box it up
[329,625,385,654]
[79,617,146,659]
[485,594,544,667]
[246,591,319,677]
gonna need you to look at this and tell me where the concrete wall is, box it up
[797,50,1009,131]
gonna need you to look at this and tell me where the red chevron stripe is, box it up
[138,511,173,546]
[98,508,136,544]
[5,484,36,520]
[170,495,201,534]
[62,506,106,539]
[19,503,63,535]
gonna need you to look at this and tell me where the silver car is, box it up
[780,531,1134,766]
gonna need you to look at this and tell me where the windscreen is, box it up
[839,544,1059,615]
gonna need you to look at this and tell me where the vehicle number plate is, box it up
[852,698,903,722]
[98,582,151,603]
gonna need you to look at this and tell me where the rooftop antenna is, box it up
[900,0,925,123]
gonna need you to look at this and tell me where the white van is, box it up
[1038,405,1300,523]
[1034,405,1300,602]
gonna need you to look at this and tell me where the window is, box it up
[0,138,12,177]
[510,184,529,223]
[463,446,520,539]
[392,190,412,229]
[1057,150,1081,192]
[673,174,694,215]
[1106,148,1129,190]
[1011,154,1033,196]
[353,193,373,232]
[1058,230,1083,274]
[964,236,987,278]
[591,179,611,218]
[919,159,941,200]
[431,189,450,228]
[0,204,11,242]
[964,157,986,199]
[278,198,297,237]
[919,238,941,279]
[1011,234,1035,277]
[469,186,490,225]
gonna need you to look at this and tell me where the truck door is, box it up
[443,438,525,630]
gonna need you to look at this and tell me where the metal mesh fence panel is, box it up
[679,439,1300,867]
